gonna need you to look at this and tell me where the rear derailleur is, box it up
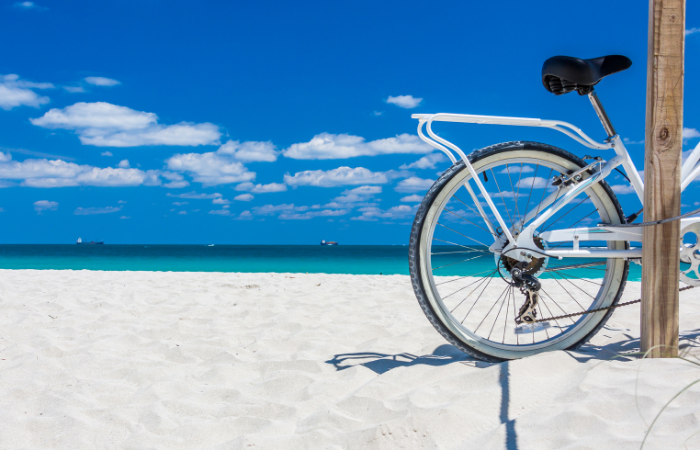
[511,266,542,325]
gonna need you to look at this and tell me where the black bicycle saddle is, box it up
[542,55,632,95]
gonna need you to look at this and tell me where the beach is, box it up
[1,269,699,449]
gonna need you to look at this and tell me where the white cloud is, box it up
[164,180,189,188]
[31,102,221,147]
[166,151,255,186]
[394,177,434,193]
[172,201,188,206]
[283,133,431,160]
[0,151,161,188]
[686,28,700,36]
[217,140,278,162]
[177,211,187,215]
[63,86,86,94]
[385,95,422,109]
[166,191,222,199]
[400,194,423,202]
[209,209,231,216]
[235,193,254,202]
[74,206,122,215]
[623,137,644,145]
[0,74,53,110]
[253,204,306,215]
[33,200,58,212]
[13,1,47,10]
[212,197,231,205]
[101,151,113,157]
[352,205,415,221]
[75,167,160,187]
[284,166,390,187]
[165,141,277,187]
[333,185,382,203]
[516,176,550,190]
[498,165,534,175]
[160,171,189,189]
[400,153,447,170]
[120,216,130,219]
[279,209,348,220]
[118,200,126,204]
[117,159,130,168]
[235,210,254,220]
[84,77,120,87]
[611,184,636,195]
[234,182,287,193]
[683,128,700,139]
[373,111,383,116]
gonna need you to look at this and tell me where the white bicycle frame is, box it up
[412,109,700,262]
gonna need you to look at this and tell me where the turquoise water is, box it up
[0,245,642,280]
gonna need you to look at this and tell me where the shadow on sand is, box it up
[325,344,517,449]
[325,344,475,375]
[325,328,700,450]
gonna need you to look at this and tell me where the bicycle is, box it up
[408,54,700,362]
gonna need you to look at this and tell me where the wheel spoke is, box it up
[433,238,485,251]
[552,272,597,300]
[539,287,578,325]
[549,274,590,310]
[432,250,487,255]
[475,283,510,333]
[537,294,566,335]
[461,275,496,323]
[453,194,498,235]
[435,268,496,286]
[443,208,498,237]
[540,197,591,233]
[443,270,498,301]
[487,284,512,339]
[556,270,603,287]
[449,270,498,313]
[432,254,487,271]
[490,168,515,229]
[436,222,490,247]
[503,284,512,344]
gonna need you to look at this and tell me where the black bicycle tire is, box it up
[408,141,630,362]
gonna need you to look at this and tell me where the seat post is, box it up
[587,89,617,138]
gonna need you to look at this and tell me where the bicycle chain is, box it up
[534,285,697,323]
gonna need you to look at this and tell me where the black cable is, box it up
[601,205,700,228]
[614,168,631,183]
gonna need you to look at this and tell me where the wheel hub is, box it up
[496,235,549,281]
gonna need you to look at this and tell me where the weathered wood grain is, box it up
[641,0,685,358]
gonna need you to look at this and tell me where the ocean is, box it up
[0,244,642,280]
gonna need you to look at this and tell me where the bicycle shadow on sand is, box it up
[326,345,519,450]
[325,344,478,375]
[570,327,700,362]
[327,328,700,373]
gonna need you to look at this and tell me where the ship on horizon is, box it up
[321,240,338,246]
[76,237,104,245]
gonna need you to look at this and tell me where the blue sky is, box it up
[1,0,699,244]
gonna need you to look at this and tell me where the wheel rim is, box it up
[418,150,627,358]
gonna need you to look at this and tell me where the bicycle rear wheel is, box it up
[408,141,629,362]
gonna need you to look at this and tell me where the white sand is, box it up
[0,269,699,449]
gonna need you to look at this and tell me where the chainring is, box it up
[680,222,700,286]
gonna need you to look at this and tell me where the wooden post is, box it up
[641,0,685,358]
